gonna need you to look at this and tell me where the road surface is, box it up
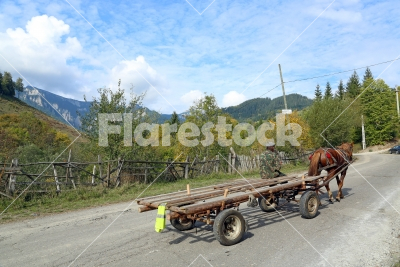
[0,153,399,267]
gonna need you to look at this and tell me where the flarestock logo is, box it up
[98,113,303,147]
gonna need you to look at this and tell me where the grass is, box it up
[0,95,81,141]
[0,162,308,223]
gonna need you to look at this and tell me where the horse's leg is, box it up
[335,175,341,202]
[336,170,347,201]
[325,184,333,203]
[325,171,335,203]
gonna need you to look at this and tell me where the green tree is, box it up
[315,84,322,101]
[79,80,147,160]
[169,111,180,126]
[335,80,345,100]
[14,77,24,98]
[181,94,240,159]
[346,71,361,98]
[324,82,333,99]
[303,98,361,147]
[2,72,14,96]
[363,67,373,84]
[361,79,398,145]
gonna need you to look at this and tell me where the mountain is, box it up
[222,93,313,121]
[19,86,91,129]
[18,86,177,128]
[18,87,312,128]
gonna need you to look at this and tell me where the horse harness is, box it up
[309,148,350,172]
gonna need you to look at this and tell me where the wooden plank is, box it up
[141,176,302,208]
[137,176,298,204]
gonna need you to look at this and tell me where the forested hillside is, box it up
[222,93,313,121]
[0,96,78,162]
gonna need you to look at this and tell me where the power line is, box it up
[284,58,400,84]
[227,57,400,116]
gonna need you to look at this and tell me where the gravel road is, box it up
[0,153,399,267]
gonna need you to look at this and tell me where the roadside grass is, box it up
[0,162,308,223]
[393,260,400,267]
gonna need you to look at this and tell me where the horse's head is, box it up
[337,142,353,160]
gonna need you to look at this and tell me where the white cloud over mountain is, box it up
[222,91,247,107]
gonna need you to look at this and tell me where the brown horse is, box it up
[308,142,353,203]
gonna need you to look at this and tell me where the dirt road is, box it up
[0,153,399,267]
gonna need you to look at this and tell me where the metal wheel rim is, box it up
[265,197,276,207]
[222,215,242,240]
[308,196,318,214]
[179,218,192,227]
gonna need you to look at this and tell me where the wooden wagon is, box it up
[137,163,350,246]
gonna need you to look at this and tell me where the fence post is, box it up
[228,153,232,173]
[201,157,206,174]
[190,156,197,177]
[8,159,17,196]
[215,155,219,173]
[92,165,96,186]
[115,158,123,188]
[230,147,236,173]
[68,149,76,189]
[53,164,61,193]
[144,163,148,184]
[107,161,110,187]
[184,156,189,179]
[98,155,102,180]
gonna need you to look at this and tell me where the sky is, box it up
[0,0,400,114]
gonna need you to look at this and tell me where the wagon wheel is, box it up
[299,191,319,219]
[170,217,195,231]
[258,196,278,212]
[213,209,246,246]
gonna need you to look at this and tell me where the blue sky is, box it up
[0,0,400,113]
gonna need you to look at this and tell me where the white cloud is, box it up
[109,56,170,109]
[180,90,204,106]
[222,91,247,107]
[0,15,83,94]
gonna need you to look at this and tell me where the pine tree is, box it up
[324,82,333,99]
[363,67,373,83]
[361,79,398,145]
[315,84,322,101]
[169,111,180,125]
[2,72,14,96]
[336,80,345,100]
[14,77,24,98]
[346,71,361,98]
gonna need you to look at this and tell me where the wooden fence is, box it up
[0,148,311,198]
[228,148,312,174]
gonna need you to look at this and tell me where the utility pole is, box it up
[361,115,366,150]
[278,64,288,110]
[278,64,292,134]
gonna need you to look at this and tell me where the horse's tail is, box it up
[308,151,321,176]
